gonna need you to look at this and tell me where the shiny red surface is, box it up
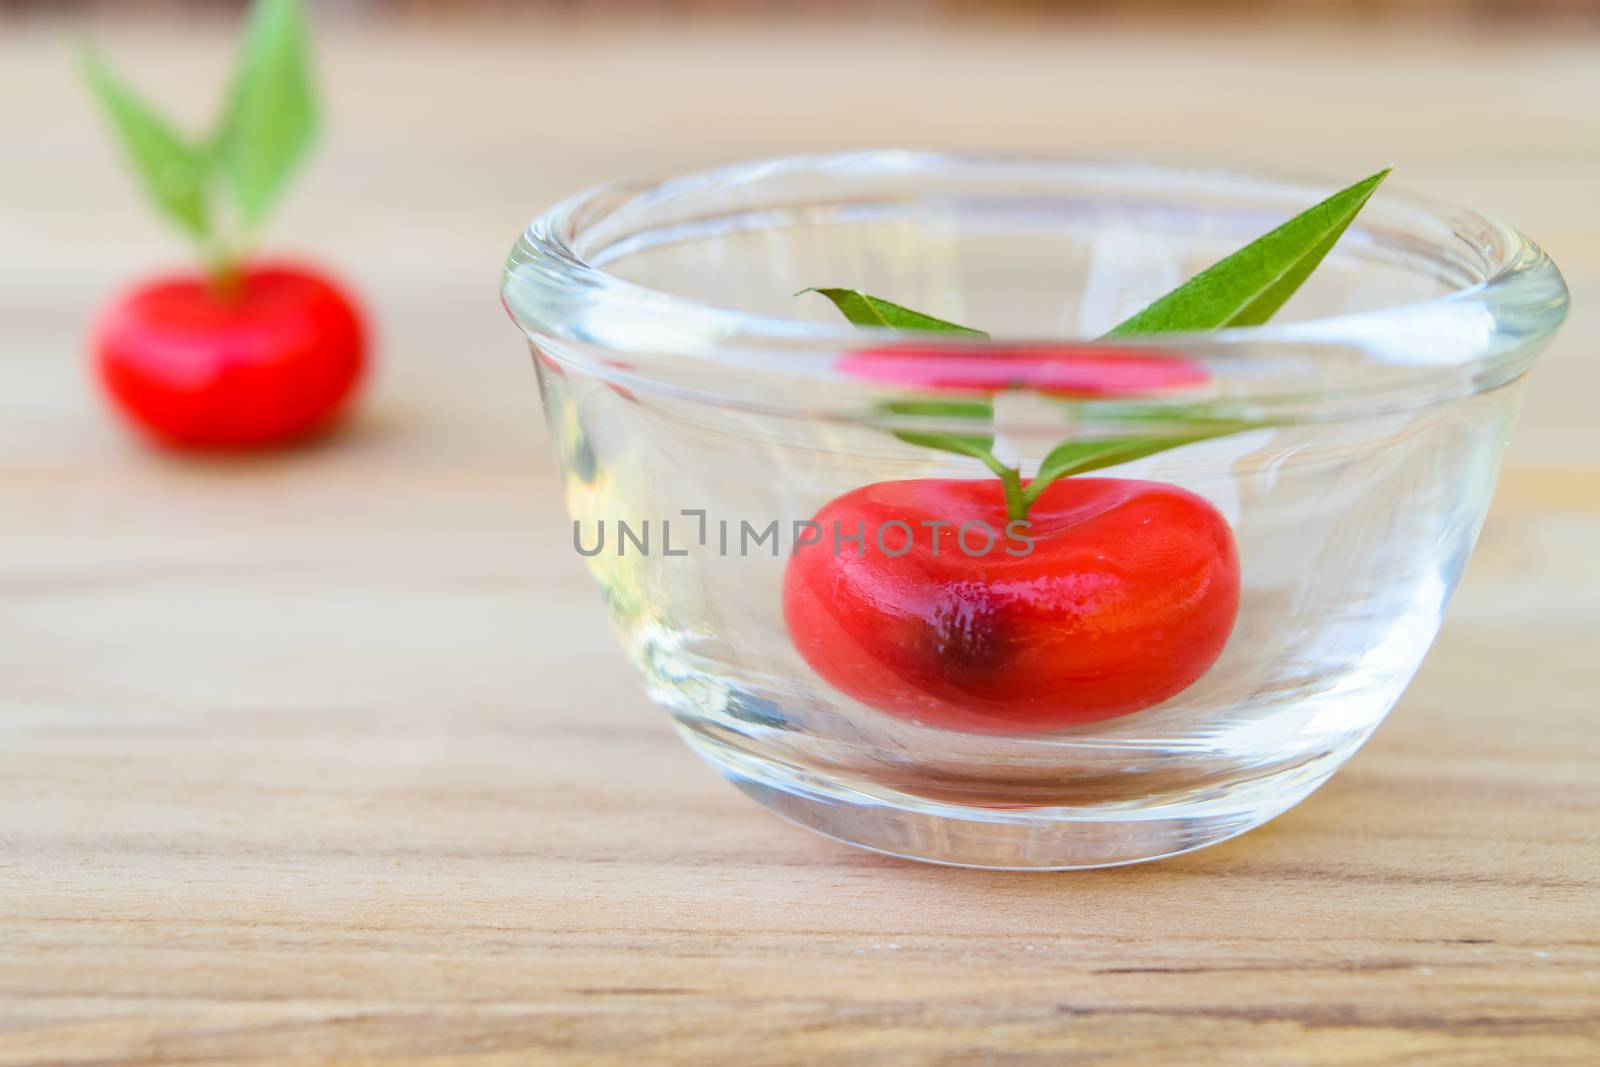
[782,477,1240,733]
[93,263,366,448]
[837,344,1209,396]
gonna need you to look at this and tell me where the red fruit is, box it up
[782,477,1239,733]
[93,262,366,448]
[837,344,1209,397]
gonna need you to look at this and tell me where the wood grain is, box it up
[2,12,1597,1066]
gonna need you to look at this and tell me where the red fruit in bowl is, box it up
[782,477,1239,734]
[93,262,365,448]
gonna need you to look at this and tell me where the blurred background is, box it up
[3,3,1597,1058]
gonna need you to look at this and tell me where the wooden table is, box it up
[3,13,1597,1065]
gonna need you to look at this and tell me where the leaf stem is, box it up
[203,237,245,304]
[971,450,1027,523]
[1019,475,1047,513]
[998,467,1027,523]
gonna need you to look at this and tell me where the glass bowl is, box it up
[501,152,1568,870]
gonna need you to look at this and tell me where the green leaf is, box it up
[1034,437,1185,484]
[881,398,994,421]
[801,288,986,335]
[877,398,1023,517]
[1107,169,1391,335]
[215,0,318,228]
[1020,426,1249,508]
[878,398,999,467]
[78,41,211,240]
[893,430,997,461]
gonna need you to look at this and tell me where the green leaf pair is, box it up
[79,0,317,277]
[808,169,1390,519]
[809,169,1388,338]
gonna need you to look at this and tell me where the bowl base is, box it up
[677,724,1330,870]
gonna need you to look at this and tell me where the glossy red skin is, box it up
[94,262,366,448]
[838,344,1209,396]
[783,477,1240,733]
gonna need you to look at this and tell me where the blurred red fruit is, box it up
[93,262,365,449]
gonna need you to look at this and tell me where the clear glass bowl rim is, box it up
[501,151,1569,418]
